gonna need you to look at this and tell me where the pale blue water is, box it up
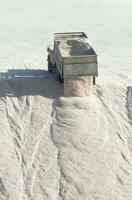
[0,0,132,72]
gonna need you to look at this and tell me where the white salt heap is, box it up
[64,76,93,97]
[0,72,132,199]
[51,87,132,200]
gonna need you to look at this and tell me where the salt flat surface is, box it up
[0,0,132,199]
[0,0,132,72]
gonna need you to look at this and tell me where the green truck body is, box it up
[47,32,98,82]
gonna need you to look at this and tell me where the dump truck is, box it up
[47,32,98,96]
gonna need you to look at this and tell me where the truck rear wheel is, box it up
[56,71,64,83]
[59,74,64,83]
[48,63,53,72]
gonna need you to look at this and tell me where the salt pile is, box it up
[64,75,93,97]
[59,38,94,57]
[0,73,132,199]
[51,89,132,199]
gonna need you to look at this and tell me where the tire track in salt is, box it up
[4,95,34,200]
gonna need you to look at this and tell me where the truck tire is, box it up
[59,74,64,83]
[48,63,52,72]
[56,70,64,83]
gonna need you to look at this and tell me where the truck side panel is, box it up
[64,63,98,76]
[54,41,63,76]
[63,56,97,64]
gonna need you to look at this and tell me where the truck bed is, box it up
[53,32,98,77]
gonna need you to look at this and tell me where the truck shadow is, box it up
[0,69,63,98]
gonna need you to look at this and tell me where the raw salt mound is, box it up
[0,72,132,199]
[0,75,62,200]
[51,93,132,200]
[66,38,94,56]
[59,38,94,56]
[64,76,93,97]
